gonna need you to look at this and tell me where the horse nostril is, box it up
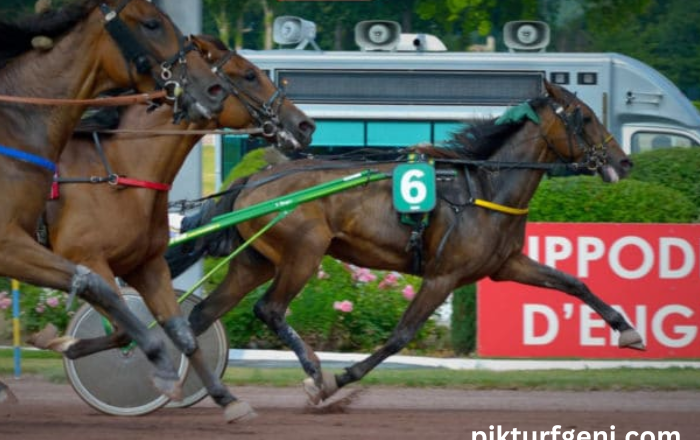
[621,159,633,170]
[207,84,224,98]
[299,119,316,135]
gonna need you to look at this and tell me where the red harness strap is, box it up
[112,176,172,191]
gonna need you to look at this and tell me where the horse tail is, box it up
[165,177,250,278]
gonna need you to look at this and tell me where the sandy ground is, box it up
[1,375,699,440]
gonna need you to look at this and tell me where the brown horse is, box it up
[169,80,645,404]
[0,0,225,401]
[29,35,314,421]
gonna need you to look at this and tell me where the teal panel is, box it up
[367,121,431,147]
[221,135,245,179]
[434,122,464,145]
[311,120,365,147]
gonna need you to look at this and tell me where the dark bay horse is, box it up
[29,35,313,421]
[169,80,644,404]
[0,0,225,401]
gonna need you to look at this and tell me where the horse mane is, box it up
[418,96,550,160]
[0,0,101,68]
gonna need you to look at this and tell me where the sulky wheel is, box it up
[166,292,229,409]
[63,289,187,416]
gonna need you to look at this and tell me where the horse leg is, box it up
[492,253,645,350]
[333,277,454,399]
[0,232,182,400]
[0,380,18,404]
[124,258,256,423]
[251,236,330,404]
[188,252,275,337]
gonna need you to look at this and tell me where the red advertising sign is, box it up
[477,223,700,358]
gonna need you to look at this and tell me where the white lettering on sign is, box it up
[523,303,698,348]
[527,235,700,280]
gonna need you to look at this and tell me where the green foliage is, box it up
[628,148,700,217]
[1,282,79,339]
[450,284,476,355]
[221,147,269,187]
[207,257,448,353]
[529,175,697,223]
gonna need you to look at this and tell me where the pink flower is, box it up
[352,267,377,283]
[402,285,416,301]
[0,297,11,310]
[35,305,45,314]
[317,268,330,280]
[378,272,400,289]
[46,296,60,308]
[333,300,354,313]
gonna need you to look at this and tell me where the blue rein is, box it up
[0,144,56,173]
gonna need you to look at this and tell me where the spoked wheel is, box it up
[63,289,228,415]
[166,291,229,409]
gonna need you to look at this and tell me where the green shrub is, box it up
[529,175,697,223]
[450,284,476,355]
[206,257,448,353]
[628,147,700,217]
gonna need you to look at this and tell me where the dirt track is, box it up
[1,375,699,440]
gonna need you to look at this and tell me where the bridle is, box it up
[546,96,614,172]
[209,49,290,146]
[100,0,196,116]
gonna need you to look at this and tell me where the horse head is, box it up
[191,34,316,153]
[542,80,633,182]
[93,0,226,122]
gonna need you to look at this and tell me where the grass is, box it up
[3,349,700,391]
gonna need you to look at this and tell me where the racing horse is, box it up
[28,35,314,421]
[0,0,225,402]
[168,80,645,404]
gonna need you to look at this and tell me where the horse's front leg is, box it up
[492,253,645,350]
[125,258,256,423]
[334,277,454,396]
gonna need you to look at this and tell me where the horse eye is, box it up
[142,18,161,31]
[244,69,257,81]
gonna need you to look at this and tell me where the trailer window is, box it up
[630,132,698,153]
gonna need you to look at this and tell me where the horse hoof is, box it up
[26,323,59,349]
[224,401,257,424]
[619,328,646,351]
[320,370,338,399]
[303,371,339,405]
[0,384,18,405]
[152,374,183,402]
[303,377,322,405]
[46,336,77,353]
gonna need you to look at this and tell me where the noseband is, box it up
[548,99,613,171]
[210,50,287,143]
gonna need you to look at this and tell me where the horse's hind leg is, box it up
[125,258,256,423]
[333,277,454,399]
[492,253,644,349]
[0,232,182,400]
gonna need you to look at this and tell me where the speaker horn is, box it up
[503,21,550,52]
[355,20,401,51]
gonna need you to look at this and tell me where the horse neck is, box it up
[473,122,552,210]
[0,16,118,160]
[105,106,209,185]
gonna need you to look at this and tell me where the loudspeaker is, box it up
[273,16,317,46]
[355,20,401,51]
[503,21,550,52]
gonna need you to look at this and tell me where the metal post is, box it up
[155,0,204,293]
[11,279,20,378]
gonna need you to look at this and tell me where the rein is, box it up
[0,90,166,106]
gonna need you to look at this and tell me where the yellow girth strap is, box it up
[473,199,529,215]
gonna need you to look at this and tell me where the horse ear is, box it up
[543,78,555,97]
